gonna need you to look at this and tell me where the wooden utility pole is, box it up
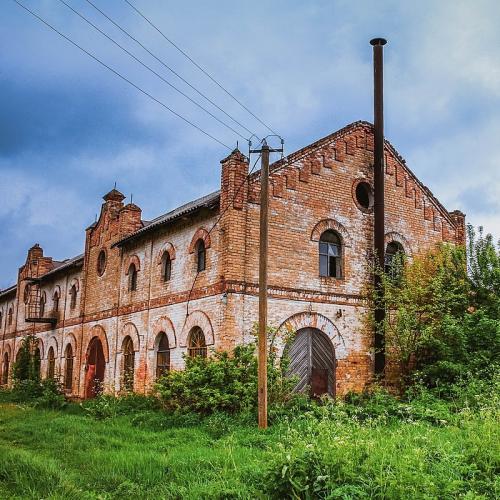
[258,141,270,429]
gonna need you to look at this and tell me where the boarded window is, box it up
[156,332,170,379]
[64,344,73,391]
[319,230,342,278]
[188,327,207,358]
[122,336,134,391]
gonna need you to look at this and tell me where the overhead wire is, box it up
[84,0,259,141]
[185,153,261,317]
[13,0,232,150]
[123,0,280,136]
[57,0,249,142]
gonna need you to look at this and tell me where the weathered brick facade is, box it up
[0,122,465,397]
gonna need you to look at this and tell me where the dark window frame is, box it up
[47,347,55,379]
[156,332,170,379]
[319,230,343,278]
[188,327,207,358]
[69,285,77,310]
[64,344,73,391]
[97,249,107,276]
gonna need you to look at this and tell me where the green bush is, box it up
[155,343,299,416]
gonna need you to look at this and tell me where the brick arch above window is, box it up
[52,285,61,299]
[45,336,59,359]
[156,242,176,264]
[311,218,351,247]
[179,310,214,347]
[2,343,12,360]
[148,315,177,349]
[69,278,79,292]
[125,255,141,273]
[188,228,212,254]
[384,231,413,257]
[118,322,140,353]
[63,332,78,356]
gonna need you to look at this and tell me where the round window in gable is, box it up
[354,181,374,211]
[97,250,107,276]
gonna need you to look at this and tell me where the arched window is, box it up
[8,308,13,326]
[156,332,170,379]
[319,230,342,278]
[53,291,60,314]
[161,253,172,282]
[188,327,207,358]
[64,344,73,391]
[97,250,106,276]
[196,240,206,272]
[69,285,77,310]
[39,292,46,317]
[47,347,55,379]
[385,241,405,277]
[122,336,134,391]
[2,353,9,385]
[128,264,138,291]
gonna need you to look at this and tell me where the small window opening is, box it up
[69,285,77,310]
[53,292,60,313]
[39,293,46,317]
[97,250,106,276]
[8,308,13,326]
[122,336,134,391]
[47,347,55,379]
[128,264,138,291]
[319,230,342,278]
[196,240,206,273]
[64,344,73,391]
[162,253,172,282]
[355,182,374,210]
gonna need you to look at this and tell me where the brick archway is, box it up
[118,322,140,352]
[384,231,413,257]
[85,325,110,363]
[188,228,212,254]
[311,219,351,247]
[156,242,176,264]
[125,255,141,273]
[180,310,215,347]
[273,312,346,359]
[148,316,177,349]
[45,335,59,359]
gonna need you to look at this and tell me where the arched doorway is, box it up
[286,328,336,397]
[84,337,105,399]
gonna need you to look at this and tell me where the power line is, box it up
[57,0,248,142]
[124,0,279,136]
[84,0,259,141]
[13,0,232,150]
[185,153,261,316]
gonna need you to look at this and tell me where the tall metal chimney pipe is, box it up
[370,37,387,375]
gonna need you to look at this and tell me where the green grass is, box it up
[0,400,498,499]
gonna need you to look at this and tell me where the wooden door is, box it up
[286,328,335,397]
[85,337,105,399]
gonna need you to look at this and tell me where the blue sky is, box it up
[1,0,499,288]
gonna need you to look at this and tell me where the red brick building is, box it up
[0,121,465,398]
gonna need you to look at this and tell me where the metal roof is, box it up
[113,190,220,248]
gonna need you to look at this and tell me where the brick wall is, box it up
[0,121,464,398]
